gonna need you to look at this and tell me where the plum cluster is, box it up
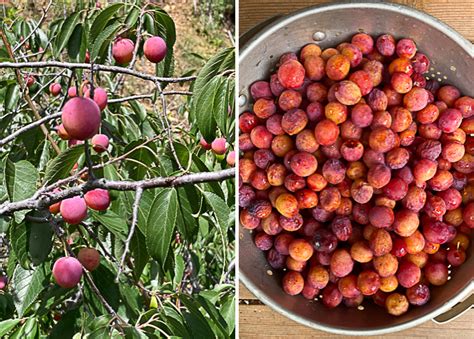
[52,247,101,288]
[200,137,236,167]
[239,33,473,316]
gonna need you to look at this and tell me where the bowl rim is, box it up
[239,1,474,335]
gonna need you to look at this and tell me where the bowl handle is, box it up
[432,294,473,324]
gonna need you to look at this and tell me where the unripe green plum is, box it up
[52,257,83,288]
[226,151,236,166]
[85,87,108,111]
[60,196,87,224]
[56,124,70,140]
[62,97,101,140]
[144,36,167,63]
[77,248,100,271]
[112,38,134,64]
[211,138,227,155]
[91,134,109,153]
[84,189,110,211]
[49,83,61,96]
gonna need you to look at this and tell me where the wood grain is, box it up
[239,0,474,42]
[239,283,474,338]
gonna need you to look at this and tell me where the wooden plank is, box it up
[239,0,474,42]
[239,283,474,338]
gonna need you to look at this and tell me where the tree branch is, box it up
[0,112,61,147]
[116,187,143,282]
[0,168,234,215]
[0,61,196,83]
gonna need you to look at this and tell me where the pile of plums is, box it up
[239,32,473,316]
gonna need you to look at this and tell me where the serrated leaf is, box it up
[89,3,124,43]
[43,145,83,184]
[4,159,38,223]
[90,21,122,61]
[203,191,230,231]
[91,210,128,241]
[55,12,81,57]
[146,188,177,266]
[12,263,51,317]
[173,255,184,288]
[196,295,229,338]
[154,9,176,80]
[213,77,228,134]
[50,308,80,339]
[193,48,234,104]
[0,319,21,337]
[194,77,220,141]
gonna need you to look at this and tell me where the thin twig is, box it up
[0,168,234,215]
[12,0,53,53]
[0,29,61,155]
[0,112,61,147]
[0,61,196,83]
[116,187,143,282]
[108,91,192,104]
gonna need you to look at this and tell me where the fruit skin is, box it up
[60,196,87,224]
[52,257,83,288]
[85,50,90,63]
[91,134,109,153]
[77,248,100,271]
[112,38,134,64]
[49,83,61,96]
[143,36,167,63]
[68,87,77,97]
[62,97,101,140]
[56,124,70,140]
[85,87,108,111]
[84,189,110,211]
[49,188,62,214]
[200,137,212,150]
[226,151,235,166]
[0,275,7,289]
[211,138,227,155]
[25,75,35,87]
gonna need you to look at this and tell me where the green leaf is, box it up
[50,308,80,339]
[146,188,178,266]
[203,191,230,231]
[55,12,81,57]
[12,263,51,317]
[90,21,122,61]
[4,159,38,223]
[67,23,83,60]
[193,47,234,106]
[173,255,185,288]
[154,9,176,80]
[176,187,199,242]
[194,77,220,141]
[0,319,21,337]
[179,294,215,338]
[196,294,229,338]
[130,228,148,280]
[213,77,229,134]
[43,145,83,184]
[124,7,140,27]
[4,84,20,112]
[10,223,29,269]
[221,295,235,335]
[90,210,128,241]
[89,3,124,43]
[26,216,53,265]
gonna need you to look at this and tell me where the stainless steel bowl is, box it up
[239,2,474,335]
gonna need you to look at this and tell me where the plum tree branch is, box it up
[0,112,61,147]
[0,168,234,215]
[107,91,192,104]
[0,29,61,155]
[116,187,143,282]
[0,61,196,83]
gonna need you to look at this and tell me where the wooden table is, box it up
[239,1,474,337]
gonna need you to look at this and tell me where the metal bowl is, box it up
[239,2,474,335]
